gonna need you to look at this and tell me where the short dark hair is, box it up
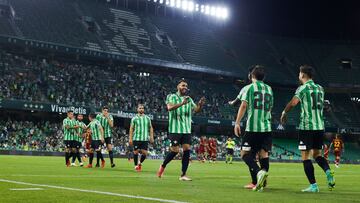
[67,110,73,113]
[178,78,187,84]
[250,65,265,81]
[300,65,314,78]
[102,106,109,110]
[89,113,96,119]
[138,103,144,108]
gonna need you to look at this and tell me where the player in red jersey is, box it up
[199,136,207,162]
[83,128,92,163]
[329,134,344,168]
[323,144,329,162]
[209,138,217,162]
[205,138,211,161]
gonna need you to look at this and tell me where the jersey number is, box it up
[334,141,340,148]
[310,92,323,110]
[254,92,272,111]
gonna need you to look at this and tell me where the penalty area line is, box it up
[0,179,188,203]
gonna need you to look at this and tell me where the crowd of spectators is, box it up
[0,51,235,119]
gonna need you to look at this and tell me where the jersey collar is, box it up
[305,79,314,85]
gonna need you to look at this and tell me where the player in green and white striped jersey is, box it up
[157,78,205,181]
[234,65,273,191]
[129,104,154,172]
[70,114,86,167]
[96,106,115,168]
[281,65,335,192]
[62,110,79,167]
[85,113,105,168]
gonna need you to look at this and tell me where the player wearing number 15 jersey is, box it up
[281,65,335,192]
[234,65,273,191]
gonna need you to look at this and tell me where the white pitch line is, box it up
[10,188,44,191]
[2,174,357,179]
[0,179,188,203]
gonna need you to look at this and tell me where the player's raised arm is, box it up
[167,95,189,111]
[194,97,205,113]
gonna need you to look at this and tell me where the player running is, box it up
[234,65,273,192]
[62,110,79,167]
[96,106,115,168]
[71,114,86,167]
[281,65,335,192]
[157,78,205,181]
[85,113,105,168]
[329,134,344,168]
[225,137,235,164]
[129,104,154,172]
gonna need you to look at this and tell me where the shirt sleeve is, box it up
[240,85,251,103]
[294,85,306,100]
[165,94,175,105]
[109,114,114,121]
[148,117,152,127]
[130,117,135,127]
[236,87,246,100]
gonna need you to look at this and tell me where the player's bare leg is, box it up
[134,149,140,171]
[313,149,335,190]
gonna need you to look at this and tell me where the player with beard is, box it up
[157,78,205,181]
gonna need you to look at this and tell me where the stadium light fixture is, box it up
[205,5,210,15]
[154,0,157,3]
[188,1,194,12]
[200,4,205,13]
[181,0,188,10]
[170,0,175,7]
[195,3,199,12]
[210,6,216,16]
[176,0,181,8]
[166,0,170,5]
[159,0,164,4]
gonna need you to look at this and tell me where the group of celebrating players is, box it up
[62,64,341,193]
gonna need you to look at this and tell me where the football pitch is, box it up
[0,155,359,203]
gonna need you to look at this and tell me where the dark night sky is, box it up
[225,0,359,40]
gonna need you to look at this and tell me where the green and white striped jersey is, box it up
[166,92,196,134]
[89,119,103,140]
[239,81,273,132]
[130,114,152,141]
[63,117,76,141]
[75,120,86,142]
[294,80,324,130]
[96,113,113,138]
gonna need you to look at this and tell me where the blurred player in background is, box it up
[209,138,217,163]
[129,104,154,172]
[281,65,335,192]
[329,134,344,168]
[85,113,105,168]
[323,144,329,162]
[225,137,235,164]
[83,128,92,162]
[62,110,79,167]
[198,136,207,162]
[96,106,115,168]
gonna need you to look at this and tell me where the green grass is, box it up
[0,155,359,203]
